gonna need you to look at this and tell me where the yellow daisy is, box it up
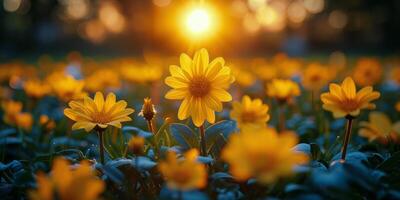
[359,112,400,144]
[29,157,105,200]
[302,63,332,91]
[321,77,380,118]
[158,149,207,191]
[23,79,52,99]
[352,58,382,87]
[64,92,134,132]
[230,95,270,129]
[222,126,308,184]
[51,75,86,102]
[266,79,300,103]
[164,48,234,127]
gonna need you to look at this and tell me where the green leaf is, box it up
[205,120,236,155]
[169,123,198,150]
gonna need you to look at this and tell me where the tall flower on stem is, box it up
[64,92,134,164]
[164,48,234,156]
[266,79,300,131]
[321,77,380,161]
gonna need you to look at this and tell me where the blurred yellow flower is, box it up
[359,112,400,144]
[51,75,86,102]
[23,79,52,99]
[230,95,270,129]
[128,136,145,155]
[84,69,121,92]
[64,92,134,132]
[15,113,33,131]
[302,63,332,91]
[2,100,32,130]
[29,157,104,200]
[40,115,56,131]
[266,79,300,103]
[121,65,163,84]
[222,127,308,184]
[158,149,207,190]
[352,58,382,86]
[231,66,255,87]
[2,100,23,123]
[164,48,234,127]
[321,77,380,118]
[391,67,400,85]
[252,59,278,81]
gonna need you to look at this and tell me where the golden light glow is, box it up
[185,8,212,35]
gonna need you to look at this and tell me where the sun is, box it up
[185,8,212,35]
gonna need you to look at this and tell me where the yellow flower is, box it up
[352,58,382,86]
[164,48,234,127]
[252,59,278,81]
[221,127,308,184]
[121,65,163,84]
[391,67,400,85]
[15,113,33,131]
[29,157,105,200]
[321,77,380,118]
[2,100,32,130]
[51,75,86,102]
[23,79,52,99]
[302,63,332,91]
[266,79,300,103]
[158,149,207,191]
[231,65,255,87]
[138,98,157,121]
[2,100,23,124]
[128,136,145,155]
[40,115,56,131]
[84,69,121,92]
[64,92,134,132]
[230,95,270,129]
[359,112,400,144]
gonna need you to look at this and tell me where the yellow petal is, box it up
[165,89,188,100]
[94,92,105,111]
[178,97,191,120]
[180,53,193,75]
[165,77,189,89]
[341,77,356,99]
[211,89,232,102]
[104,93,116,113]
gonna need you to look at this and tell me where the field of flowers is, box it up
[1,49,400,200]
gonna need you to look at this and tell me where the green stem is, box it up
[199,125,207,156]
[278,103,286,132]
[97,129,105,164]
[341,116,354,161]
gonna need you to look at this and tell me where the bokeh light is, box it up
[185,8,212,35]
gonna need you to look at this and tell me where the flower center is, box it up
[241,111,257,123]
[340,99,360,112]
[92,112,111,124]
[189,76,211,97]
[310,74,321,82]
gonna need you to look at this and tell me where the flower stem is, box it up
[278,104,286,132]
[199,125,207,156]
[147,120,155,134]
[97,129,105,165]
[341,116,354,161]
